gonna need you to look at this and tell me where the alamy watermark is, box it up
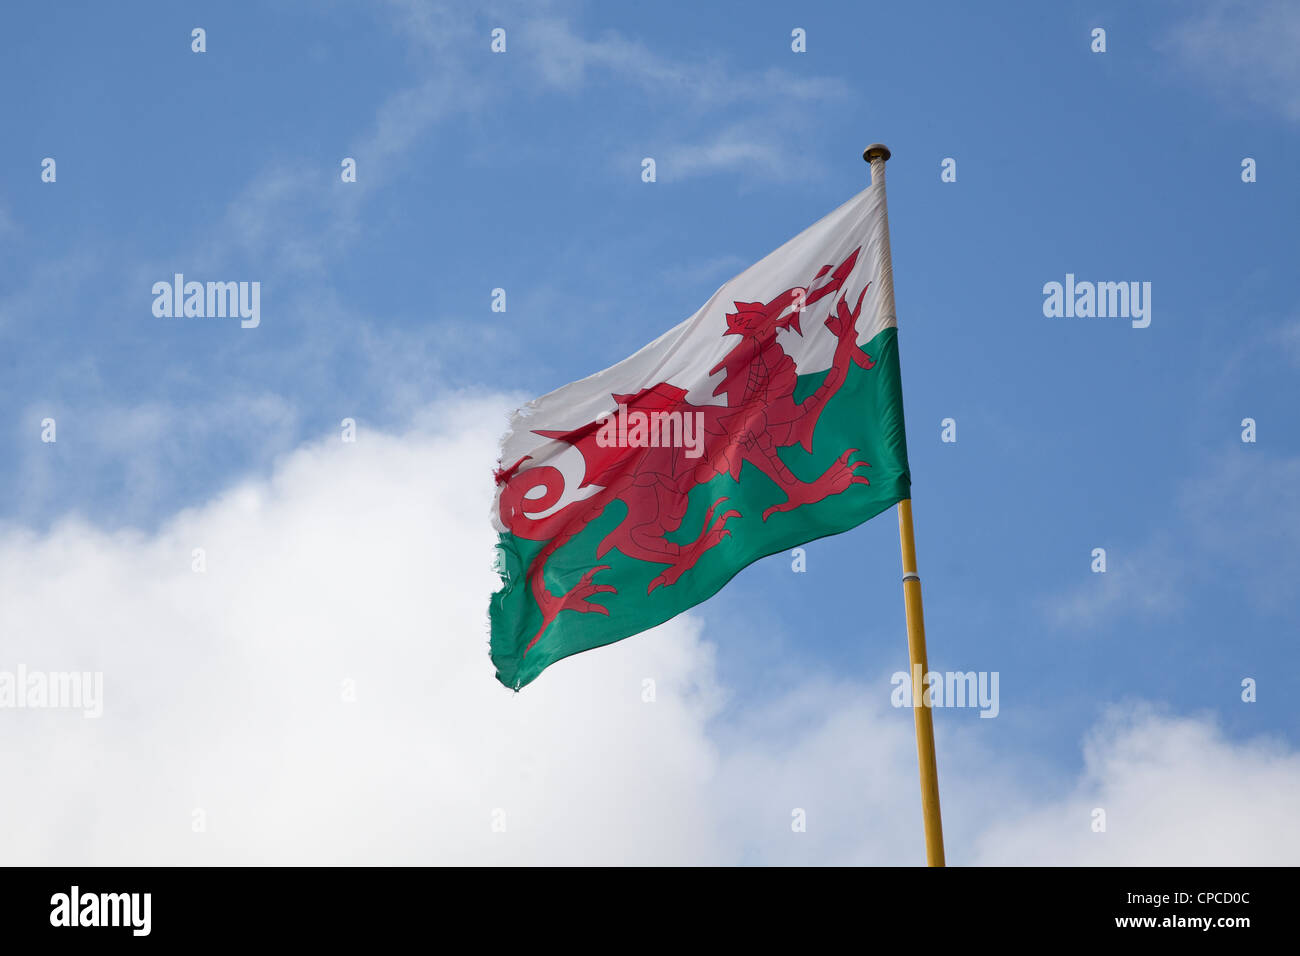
[0,665,103,718]
[891,665,999,718]
[50,886,150,936]
[595,403,705,458]
[152,274,260,328]
[1042,274,1151,328]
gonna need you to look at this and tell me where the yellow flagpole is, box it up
[864,144,946,867]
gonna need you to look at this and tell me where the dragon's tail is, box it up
[497,464,605,544]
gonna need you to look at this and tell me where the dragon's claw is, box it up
[647,499,741,593]
[525,565,617,654]
[541,564,616,619]
[762,451,871,521]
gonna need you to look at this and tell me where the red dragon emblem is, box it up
[496,248,875,654]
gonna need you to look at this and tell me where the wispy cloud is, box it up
[1044,450,1300,627]
[1277,316,1300,366]
[189,6,486,281]
[1178,453,1300,611]
[1163,0,1300,121]
[0,249,101,334]
[659,253,750,290]
[1044,538,1185,628]
[0,1,497,526]
[522,16,845,107]
[515,14,847,182]
[9,392,300,528]
[659,123,801,182]
[0,199,18,243]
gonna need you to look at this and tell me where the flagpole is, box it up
[864,143,946,867]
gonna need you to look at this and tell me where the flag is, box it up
[489,186,910,689]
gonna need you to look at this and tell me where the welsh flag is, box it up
[490,186,910,689]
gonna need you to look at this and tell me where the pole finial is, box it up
[863,143,891,163]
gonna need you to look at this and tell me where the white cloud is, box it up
[1,394,1297,864]
[0,393,732,864]
[974,706,1300,865]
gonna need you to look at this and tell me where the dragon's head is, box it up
[723,291,805,343]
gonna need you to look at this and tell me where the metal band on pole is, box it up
[865,143,947,867]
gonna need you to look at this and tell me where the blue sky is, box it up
[2,1,1298,863]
